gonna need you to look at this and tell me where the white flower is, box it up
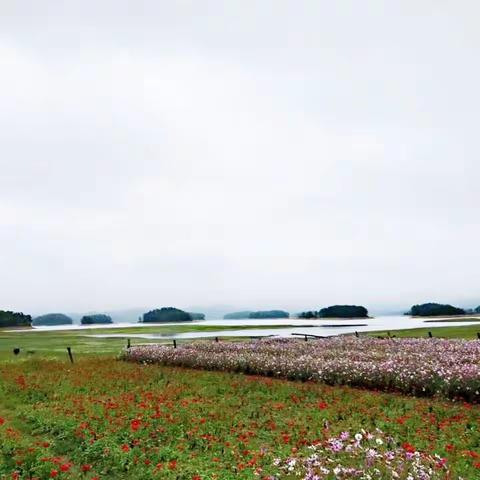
[355,433,363,441]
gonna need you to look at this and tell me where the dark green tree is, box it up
[318,305,369,318]
[0,310,32,328]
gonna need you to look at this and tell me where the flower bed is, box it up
[270,428,449,479]
[122,337,480,402]
[1,358,479,478]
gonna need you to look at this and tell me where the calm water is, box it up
[24,315,480,340]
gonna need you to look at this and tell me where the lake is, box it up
[28,315,480,340]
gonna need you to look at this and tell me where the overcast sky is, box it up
[1,1,479,315]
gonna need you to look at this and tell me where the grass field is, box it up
[368,324,480,340]
[0,324,302,361]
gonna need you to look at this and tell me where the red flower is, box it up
[318,402,328,410]
[0,417,5,426]
[60,463,71,472]
[402,442,416,453]
[130,419,141,432]
[121,444,130,452]
[168,460,177,470]
[50,470,58,478]
[81,464,92,472]
[465,450,479,459]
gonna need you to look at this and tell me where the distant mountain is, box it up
[224,311,253,319]
[187,305,240,320]
[249,310,290,319]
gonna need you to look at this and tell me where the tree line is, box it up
[1,301,479,327]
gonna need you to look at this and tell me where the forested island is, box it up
[141,308,193,323]
[0,310,32,328]
[248,310,289,319]
[188,312,205,320]
[407,303,465,317]
[33,313,73,326]
[81,314,113,325]
[298,305,369,318]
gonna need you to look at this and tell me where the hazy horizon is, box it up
[1,2,479,313]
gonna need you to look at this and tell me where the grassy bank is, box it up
[368,324,480,339]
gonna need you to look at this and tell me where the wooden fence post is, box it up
[173,339,177,349]
[127,338,131,349]
[428,331,433,338]
[215,336,219,343]
[355,331,359,338]
[66,347,74,364]
[477,332,480,340]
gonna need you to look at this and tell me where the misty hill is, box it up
[33,313,73,326]
[81,314,113,325]
[407,303,465,317]
[0,310,32,328]
[188,312,205,320]
[249,310,289,319]
[142,308,193,323]
[223,311,253,319]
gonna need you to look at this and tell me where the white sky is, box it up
[1,1,479,314]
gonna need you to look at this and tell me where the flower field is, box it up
[0,357,479,479]
[122,337,480,402]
